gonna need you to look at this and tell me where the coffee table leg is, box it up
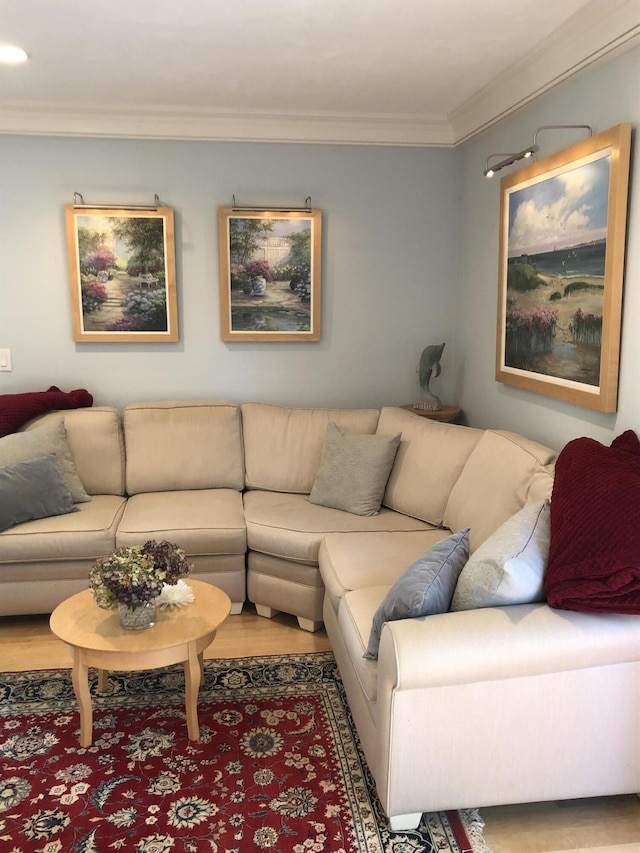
[184,642,201,740]
[197,631,215,682]
[97,669,110,694]
[71,648,93,747]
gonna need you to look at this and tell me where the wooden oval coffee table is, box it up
[50,579,231,747]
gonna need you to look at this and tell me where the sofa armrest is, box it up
[377,603,640,690]
[373,602,640,816]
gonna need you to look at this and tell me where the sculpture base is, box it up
[413,400,442,412]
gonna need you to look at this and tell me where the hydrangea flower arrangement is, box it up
[89,539,192,610]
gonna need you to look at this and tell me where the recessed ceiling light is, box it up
[0,44,29,64]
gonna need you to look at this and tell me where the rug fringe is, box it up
[459,808,493,853]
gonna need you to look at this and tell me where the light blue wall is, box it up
[0,46,637,451]
[456,46,639,449]
[0,138,460,410]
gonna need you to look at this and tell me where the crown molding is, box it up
[0,103,454,147]
[449,0,640,144]
[0,0,636,148]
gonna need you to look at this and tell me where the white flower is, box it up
[155,579,194,609]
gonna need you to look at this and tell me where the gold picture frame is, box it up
[65,206,178,342]
[496,123,631,412]
[218,207,322,341]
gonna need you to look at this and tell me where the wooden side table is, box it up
[399,404,462,424]
[50,579,231,746]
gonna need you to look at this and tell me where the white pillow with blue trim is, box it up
[450,501,550,611]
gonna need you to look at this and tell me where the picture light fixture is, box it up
[483,124,593,178]
[483,146,538,178]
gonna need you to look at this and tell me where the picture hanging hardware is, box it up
[231,195,312,212]
[72,192,163,210]
[483,125,593,177]
[532,124,593,147]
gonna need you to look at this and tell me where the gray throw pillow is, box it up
[364,528,470,659]
[450,501,550,611]
[0,416,90,502]
[0,454,79,531]
[309,422,401,516]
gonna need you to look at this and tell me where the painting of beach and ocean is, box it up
[503,152,611,387]
[495,124,631,412]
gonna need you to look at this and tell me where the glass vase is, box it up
[118,601,157,631]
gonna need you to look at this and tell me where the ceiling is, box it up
[0,0,638,146]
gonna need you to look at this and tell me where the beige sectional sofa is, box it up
[2,399,639,829]
[241,402,440,631]
[318,407,640,828]
[0,401,247,616]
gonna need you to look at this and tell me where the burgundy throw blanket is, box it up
[0,385,93,437]
[544,429,640,614]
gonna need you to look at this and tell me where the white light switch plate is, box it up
[0,349,12,371]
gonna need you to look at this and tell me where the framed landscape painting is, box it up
[495,123,631,412]
[65,206,178,342]
[218,208,322,341]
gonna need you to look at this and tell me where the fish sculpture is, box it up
[415,342,445,411]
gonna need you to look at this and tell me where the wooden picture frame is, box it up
[218,208,322,341]
[65,206,178,342]
[495,123,631,412]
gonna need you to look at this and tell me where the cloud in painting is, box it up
[507,155,610,257]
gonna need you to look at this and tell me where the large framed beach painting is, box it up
[496,123,631,412]
[218,208,322,341]
[65,206,178,342]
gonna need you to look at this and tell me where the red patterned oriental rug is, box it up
[0,652,489,852]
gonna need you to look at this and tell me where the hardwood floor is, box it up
[1,606,638,852]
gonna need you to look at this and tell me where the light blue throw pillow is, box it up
[0,454,79,531]
[0,417,90,502]
[364,528,470,660]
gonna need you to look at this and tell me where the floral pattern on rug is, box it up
[0,653,485,852]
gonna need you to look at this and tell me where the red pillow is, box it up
[0,386,93,438]
[544,430,640,614]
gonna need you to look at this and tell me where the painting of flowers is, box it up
[496,124,631,411]
[218,208,322,341]
[65,206,178,342]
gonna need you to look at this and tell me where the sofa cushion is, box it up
[443,430,556,552]
[241,403,380,494]
[338,586,386,702]
[26,408,126,497]
[116,489,247,555]
[451,501,550,611]
[309,423,400,516]
[0,495,126,562]
[544,430,640,614]
[378,407,482,525]
[1,417,90,502]
[0,455,78,531]
[319,529,449,612]
[124,400,245,495]
[364,529,470,659]
[244,490,433,564]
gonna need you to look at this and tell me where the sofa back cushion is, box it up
[378,407,483,525]
[24,407,125,496]
[443,429,556,552]
[241,403,380,493]
[125,400,244,495]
